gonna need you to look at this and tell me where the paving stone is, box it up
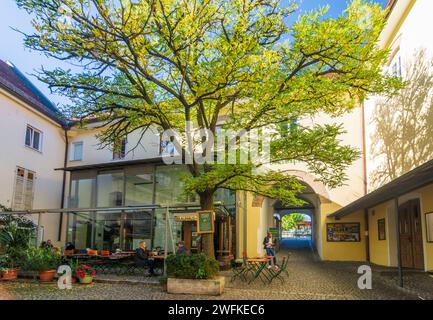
[0,248,430,300]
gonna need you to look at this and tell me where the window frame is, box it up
[71,141,84,161]
[112,138,127,160]
[25,125,43,152]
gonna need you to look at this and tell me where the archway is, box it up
[273,182,320,251]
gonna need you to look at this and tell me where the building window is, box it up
[71,141,83,161]
[113,139,126,160]
[25,125,43,152]
[12,167,35,211]
[390,56,402,78]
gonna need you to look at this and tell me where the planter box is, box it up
[167,276,225,296]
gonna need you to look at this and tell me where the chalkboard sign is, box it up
[197,211,214,234]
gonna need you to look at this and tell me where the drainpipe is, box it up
[57,125,69,242]
[243,191,247,260]
[395,197,403,287]
[361,101,368,196]
[364,208,370,262]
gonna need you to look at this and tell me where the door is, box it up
[399,199,424,270]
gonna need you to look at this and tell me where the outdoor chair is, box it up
[265,255,290,284]
[230,259,248,282]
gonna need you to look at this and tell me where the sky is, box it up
[0,0,389,107]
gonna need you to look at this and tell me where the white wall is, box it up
[0,89,65,244]
[365,0,433,192]
[67,124,162,168]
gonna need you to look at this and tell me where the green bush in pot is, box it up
[166,253,219,280]
[23,247,62,282]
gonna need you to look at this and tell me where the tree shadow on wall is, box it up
[370,49,433,189]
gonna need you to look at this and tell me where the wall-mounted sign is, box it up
[174,213,197,222]
[269,227,279,237]
[426,212,433,243]
[197,211,214,234]
[327,223,360,242]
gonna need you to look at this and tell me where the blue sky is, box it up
[0,0,388,107]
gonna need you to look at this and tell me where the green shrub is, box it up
[22,247,62,272]
[0,215,36,270]
[166,253,219,279]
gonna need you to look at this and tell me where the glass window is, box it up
[123,211,153,250]
[97,170,124,207]
[155,165,193,205]
[68,211,93,249]
[69,171,95,208]
[25,125,42,151]
[72,142,83,161]
[113,139,126,160]
[93,211,122,251]
[125,166,154,206]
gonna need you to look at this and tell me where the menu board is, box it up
[327,223,360,242]
[197,211,214,234]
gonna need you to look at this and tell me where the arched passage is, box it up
[272,181,321,252]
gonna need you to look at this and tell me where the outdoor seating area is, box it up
[62,249,165,276]
[230,254,290,285]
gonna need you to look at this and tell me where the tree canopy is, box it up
[16,0,401,256]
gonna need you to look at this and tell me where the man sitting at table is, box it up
[134,241,155,276]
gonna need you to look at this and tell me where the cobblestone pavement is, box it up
[0,247,430,300]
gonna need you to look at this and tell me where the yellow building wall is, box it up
[368,203,389,267]
[236,191,264,259]
[416,184,433,271]
[322,205,367,262]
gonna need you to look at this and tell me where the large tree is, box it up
[16,0,399,257]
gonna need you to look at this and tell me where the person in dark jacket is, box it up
[263,232,278,268]
[135,241,155,275]
[176,241,189,255]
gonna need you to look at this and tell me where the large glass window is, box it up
[92,211,122,251]
[97,170,124,207]
[125,166,154,206]
[155,165,195,204]
[69,171,95,208]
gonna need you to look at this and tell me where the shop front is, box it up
[65,163,237,257]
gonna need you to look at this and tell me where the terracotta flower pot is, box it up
[39,270,56,282]
[1,269,18,281]
[79,275,93,284]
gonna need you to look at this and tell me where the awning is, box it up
[55,157,166,171]
[329,159,433,219]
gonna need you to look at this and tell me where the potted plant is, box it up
[166,253,223,295]
[0,216,35,280]
[25,247,62,282]
[76,265,96,284]
[0,253,19,280]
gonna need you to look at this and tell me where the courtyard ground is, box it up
[0,242,432,300]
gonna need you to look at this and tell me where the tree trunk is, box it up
[199,191,215,258]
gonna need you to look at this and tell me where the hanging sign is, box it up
[197,210,214,234]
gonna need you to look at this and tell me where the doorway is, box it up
[398,199,424,270]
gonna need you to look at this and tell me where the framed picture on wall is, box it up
[326,223,360,242]
[426,212,433,243]
[378,219,386,241]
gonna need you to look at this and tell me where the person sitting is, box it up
[175,241,189,255]
[134,241,155,275]
[65,242,75,251]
